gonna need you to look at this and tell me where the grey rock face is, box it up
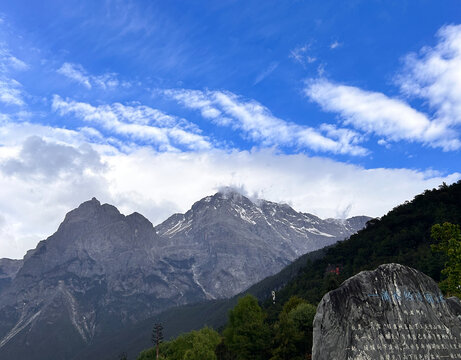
[0,258,22,294]
[156,191,370,298]
[0,198,206,359]
[0,192,369,359]
[312,263,461,360]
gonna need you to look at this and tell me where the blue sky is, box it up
[0,0,460,258]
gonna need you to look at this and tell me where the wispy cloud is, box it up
[0,44,28,106]
[254,62,279,85]
[397,24,461,127]
[0,78,25,106]
[330,41,342,49]
[290,44,316,66]
[0,47,28,72]
[305,78,460,150]
[164,89,368,156]
[52,95,211,151]
[57,62,120,89]
[57,63,92,88]
[0,44,28,107]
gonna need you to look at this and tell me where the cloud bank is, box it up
[0,126,458,259]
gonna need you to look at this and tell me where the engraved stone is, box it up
[312,263,461,360]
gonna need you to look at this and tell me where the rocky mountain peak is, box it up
[187,190,250,218]
[212,190,297,215]
[126,211,152,227]
[77,196,101,211]
[59,197,121,228]
[259,198,295,214]
[14,199,160,284]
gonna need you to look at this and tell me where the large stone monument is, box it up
[312,263,461,360]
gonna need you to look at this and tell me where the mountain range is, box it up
[0,190,370,360]
[83,181,461,360]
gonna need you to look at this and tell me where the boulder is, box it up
[312,263,461,360]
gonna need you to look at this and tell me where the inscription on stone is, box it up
[312,263,461,360]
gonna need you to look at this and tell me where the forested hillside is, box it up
[133,181,461,360]
[263,181,461,314]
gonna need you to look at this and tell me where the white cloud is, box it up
[92,73,120,89]
[397,24,461,127]
[0,130,458,259]
[0,44,28,106]
[0,164,111,260]
[305,24,461,151]
[330,41,342,49]
[0,78,24,106]
[52,95,211,151]
[0,47,28,72]
[1,136,105,179]
[57,62,120,89]
[290,44,317,66]
[57,63,92,88]
[165,89,368,156]
[0,117,458,259]
[305,78,461,151]
[0,118,102,148]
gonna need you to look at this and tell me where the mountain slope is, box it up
[156,190,369,298]
[70,247,331,360]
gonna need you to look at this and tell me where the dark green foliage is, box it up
[136,348,153,359]
[223,295,271,360]
[270,297,316,360]
[431,222,461,297]
[137,327,220,360]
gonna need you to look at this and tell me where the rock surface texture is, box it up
[156,191,369,298]
[312,263,461,360]
[0,192,369,360]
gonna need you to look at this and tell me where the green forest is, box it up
[135,181,461,360]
